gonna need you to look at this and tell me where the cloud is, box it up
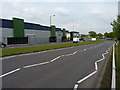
[1,0,119,2]
[91,8,104,14]
[55,7,69,16]
[1,2,117,34]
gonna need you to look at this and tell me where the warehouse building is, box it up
[0,18,63,45]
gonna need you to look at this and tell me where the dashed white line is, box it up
[50,56,61,62]
[23,61,50,68]
[0,68,20,78]
[1,43,110,80]
[84,49,86,51]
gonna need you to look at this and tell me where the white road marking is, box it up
[23,51,79,68]
[84,49,86,51]
[0,58,3,60]
[23,61,50,68]
[73,84,79,90]
[73,46,112,90]
[1,43,109,79]
[2,47,74,60]
[77,71,97,84]
[0,68,20,78]
[95,62,98,71]
[41,51,47,53]
[50,56,61,62]
[2,42,105,60]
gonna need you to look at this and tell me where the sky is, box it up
[0,0,119,34]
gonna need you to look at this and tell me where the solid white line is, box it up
[0,58,3,60]
[74,46,112,89]
[2,46,74,60]
[73,84,79,90]
[50,56,61,62]
[73,51,77,54]
[3,56,16,59]
[95,62,98,71]
[23,61,50,68]
[41,51,47,53]
[77,71,97,84]
[0,68,20,78]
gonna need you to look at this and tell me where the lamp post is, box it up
[50,15,55,26]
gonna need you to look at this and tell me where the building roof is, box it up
[70,31,79,33]
[0,19,61,31]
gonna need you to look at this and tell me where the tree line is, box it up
[88,15,120,40]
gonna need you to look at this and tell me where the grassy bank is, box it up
[1,40,104,57]
[116,42,120,89]
[100,51,112,88]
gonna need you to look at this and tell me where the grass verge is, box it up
[100,51,112,88]
[100,41,120,89]
[1,40,104,57]
[116,42,120,89]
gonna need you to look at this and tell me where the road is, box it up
[1,41,114,89]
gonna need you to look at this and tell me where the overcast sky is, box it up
[0,0,119,34]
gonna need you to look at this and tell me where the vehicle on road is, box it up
[79,38,85,41]
[0,42,6,48]
[73,38,79,43]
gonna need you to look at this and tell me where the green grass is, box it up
[100,52,112,88]
[1,40,104,57]
[116,42,120,89]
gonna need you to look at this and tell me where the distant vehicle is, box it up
[0,42,6,48]
[73,38,79,43]
[79,38,85,41]
[91,38,96,41]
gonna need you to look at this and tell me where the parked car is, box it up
[0,42,6,48]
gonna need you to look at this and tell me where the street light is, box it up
[50,15,55,26]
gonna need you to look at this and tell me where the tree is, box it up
[97,33,103,39]
[104,32,114,38]
[88,31,97,38]
[104,32,109,37]
[111,15,120,40]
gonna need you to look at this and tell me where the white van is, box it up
[73,38,79,43]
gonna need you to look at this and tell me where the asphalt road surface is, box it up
[1,41,114,89]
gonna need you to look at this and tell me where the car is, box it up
[0,42,6,48]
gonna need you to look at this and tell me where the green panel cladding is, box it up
[13,18,24,37]
[63,28,66,37]
[50,25,56,37]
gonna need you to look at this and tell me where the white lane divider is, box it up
[50,56,61,62]
[0,68,20,78]
[23,61,50,69]
[74,84,79,90]
[77,71,97,84]
[22,45,102,69]
[23,51,78,68]
[0,44,108,78]
[73,46,112,90]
